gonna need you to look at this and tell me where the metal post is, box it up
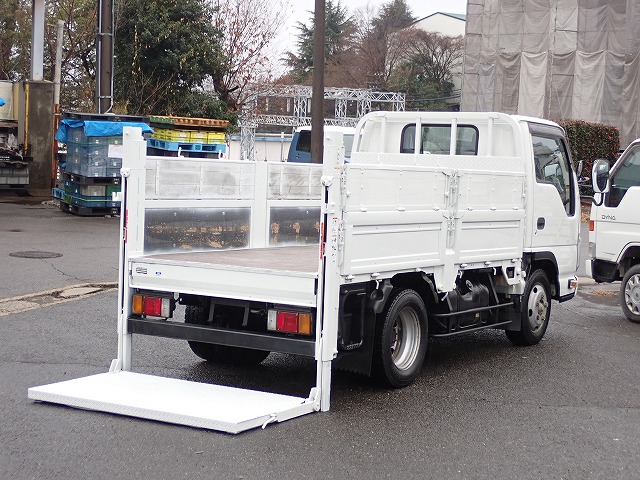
[311,0,325,164]
[54,20,64,105]
[30,0,45,81]
[97,0,114,113]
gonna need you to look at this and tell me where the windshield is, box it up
[608,143,640,207]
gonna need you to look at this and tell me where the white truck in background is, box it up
[30,111,580,433]
[587,139,640,322]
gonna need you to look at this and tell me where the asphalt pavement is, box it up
[1,197,639,480]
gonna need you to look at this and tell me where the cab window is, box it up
[531,133,574,215]
[608,144,640,207]
[400,124,478,155]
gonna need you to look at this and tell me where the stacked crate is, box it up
[53,115,151,216]
[148,115,228,158]
[64,130,123,179]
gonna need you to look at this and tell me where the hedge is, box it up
[555,119,620,177]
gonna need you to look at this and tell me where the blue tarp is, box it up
[55,118,153,143]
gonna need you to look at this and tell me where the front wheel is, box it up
[506,269,551,346]
[372,289,428,388]
[620,265,640,323]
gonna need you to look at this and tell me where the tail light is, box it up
[589,220,595,231]
[267,309,313,336]
[131,293,174,318]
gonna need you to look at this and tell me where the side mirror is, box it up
[576,160,584,175]
[592,159,610,193]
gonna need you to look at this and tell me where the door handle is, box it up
[537,217,545,230]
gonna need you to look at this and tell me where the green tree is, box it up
[114,0,228,118]
[371,0,415,34]
[0,0,26,81]
[0,0,98,110]
[284,0,356,83]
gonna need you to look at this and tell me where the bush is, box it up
[555,119,620,177]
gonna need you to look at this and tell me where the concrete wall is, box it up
[18,81,54,192]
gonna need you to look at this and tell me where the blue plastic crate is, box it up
[62,191,120,208]
[52,187,65,200]
[147,138,227,153]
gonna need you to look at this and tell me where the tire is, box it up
[506,269,551,346]
[620,265,640,323]
[184,305,270,365]
[372,289,428,388]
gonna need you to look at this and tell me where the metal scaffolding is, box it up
[238,85,405,160]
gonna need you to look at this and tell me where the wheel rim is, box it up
[526,283,549,332]
[624,274,640,315]
[390,306,421,371]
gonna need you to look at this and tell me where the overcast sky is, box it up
[272,0,468,71]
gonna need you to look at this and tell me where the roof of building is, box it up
[414,12,467,24]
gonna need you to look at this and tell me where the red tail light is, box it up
[277,312,298,333]
[589,220,595,232]
[132,293,174,318]
[267,310,313,336]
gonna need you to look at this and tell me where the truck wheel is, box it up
[372,289,428,388]
[620,265,640,323]
[184,306,270,365]
[506,269,551,346]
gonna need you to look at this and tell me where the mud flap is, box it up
[28,371,319,434]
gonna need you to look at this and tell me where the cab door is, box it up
[526,123,580,298]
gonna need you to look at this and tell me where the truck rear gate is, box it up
[29,372,318,434]
[29,131,330,433]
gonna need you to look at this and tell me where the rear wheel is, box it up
[620,265,640,323]
[372,289,428,388]
[506,269,551,346]
[185,305,270,365]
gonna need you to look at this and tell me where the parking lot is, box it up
[1,199,639,480]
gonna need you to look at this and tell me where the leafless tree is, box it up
[401,30,464,88]
[210,0,289,110]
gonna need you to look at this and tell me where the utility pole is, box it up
[310,0,325,164]
[97,0,114,113]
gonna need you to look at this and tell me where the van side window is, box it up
[608,145,640,207]
[400,124,478,155]
[531,134,574,215]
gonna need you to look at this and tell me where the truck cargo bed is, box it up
[129,245,320,307]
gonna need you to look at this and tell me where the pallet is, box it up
[63,112,149,124]
[149,115,229,128]
[54,187,120,208]
[147,138,227,153]
[61,170,121,186]
[59,200,120,217]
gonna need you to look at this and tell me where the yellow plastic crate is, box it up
[152,128,189,142]
[152,128,226,145]
[207,131,226,143]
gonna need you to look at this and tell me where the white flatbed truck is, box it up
[29,111,580,433]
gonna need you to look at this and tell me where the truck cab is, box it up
[287,125,355,162]
[587,139,640,322]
